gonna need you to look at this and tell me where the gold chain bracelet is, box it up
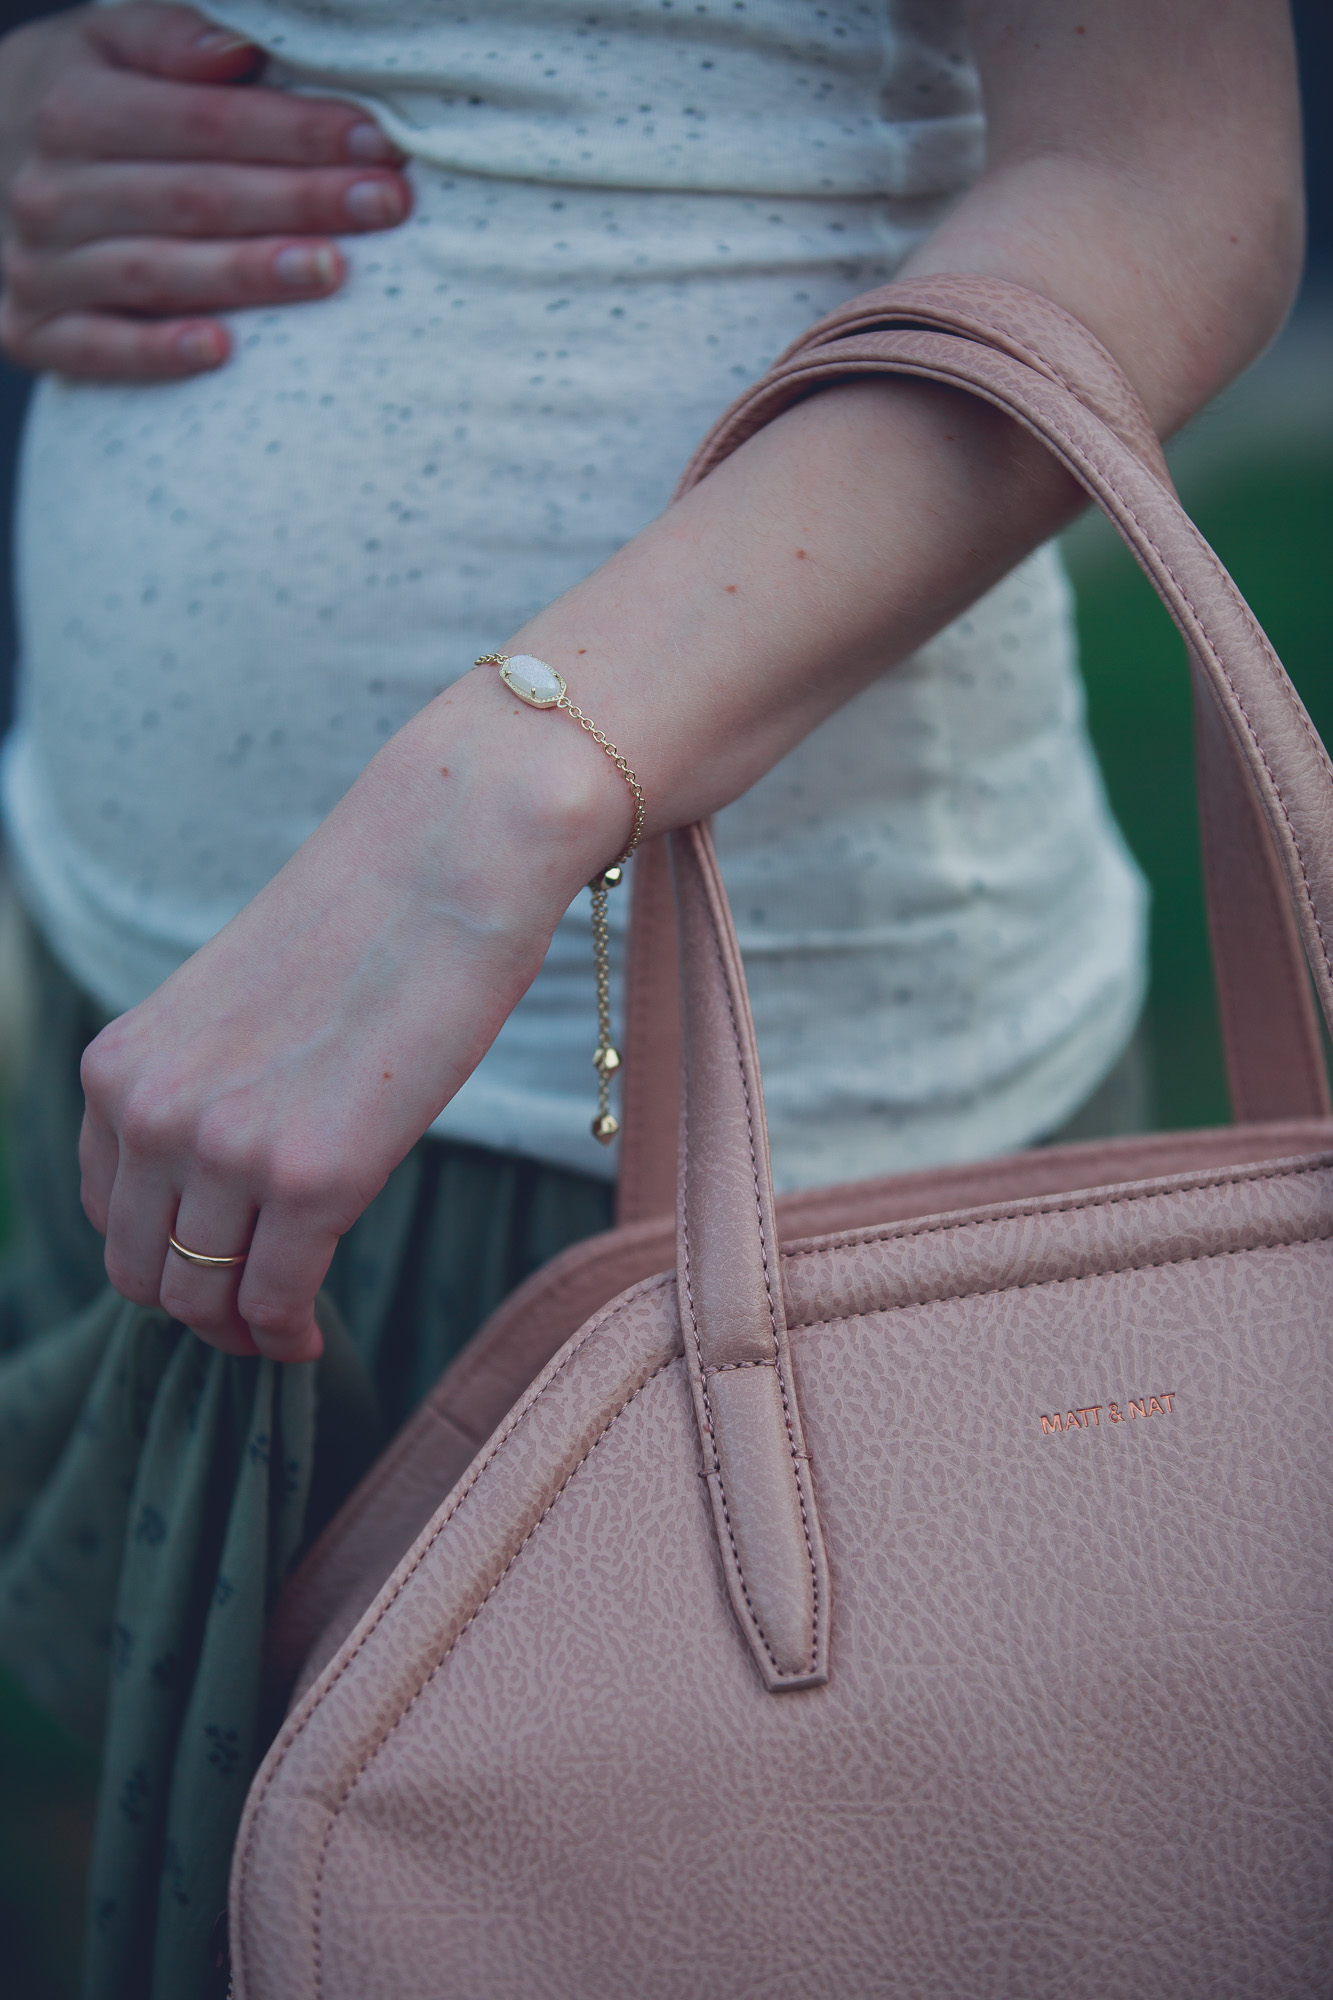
[478,651,645,1143]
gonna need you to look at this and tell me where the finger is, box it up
[159,1186,261,1354]
[77,1103,120,1236]
[160,1268,262,1357]
[11,157,409,250]
[5,231,345,318]
[37,65,404,169]
[101,1153,181,1308]
[233,1203,339,1364]
[82,1,266,84]
[0,297,230,380]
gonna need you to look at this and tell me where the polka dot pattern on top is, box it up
[5,0,1145,1185]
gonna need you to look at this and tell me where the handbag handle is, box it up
[615,278,1329,1224]
[663,279,1333,1691]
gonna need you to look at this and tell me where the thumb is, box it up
[84,2,263,82]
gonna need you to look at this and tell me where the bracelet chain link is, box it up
[478,651,645,1142]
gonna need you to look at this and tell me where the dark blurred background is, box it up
[0,3,1329,1994]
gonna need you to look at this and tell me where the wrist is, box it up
[372,660,638,928]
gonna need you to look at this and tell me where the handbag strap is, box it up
[615,833,681,1224]
[664,283,1333,1690]
[614,277,1329,1224]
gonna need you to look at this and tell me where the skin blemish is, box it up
[795,548,807,559]
[383,1069,393,1080]
[439,766,450,777]
[577,647,588,654]
[725,584,738,594]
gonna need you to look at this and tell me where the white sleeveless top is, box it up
[3,0,1146,1189]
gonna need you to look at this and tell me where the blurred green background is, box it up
[0,5,1329,1995]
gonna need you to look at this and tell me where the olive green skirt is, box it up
[0,925,614,2000]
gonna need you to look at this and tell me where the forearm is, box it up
[395,0,1302,907]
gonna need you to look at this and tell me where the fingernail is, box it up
[193,27,256,56]
[345,120,398,163]
[273,244,339,289]
[176,325,227,367]
[345,179,404,227]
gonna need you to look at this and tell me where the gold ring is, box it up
[168,1233,249,1269]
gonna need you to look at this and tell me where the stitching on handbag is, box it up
[677,916,787,1677]
[1194,724,1248,1105]
[1208,674,1333,1000]
[274,1210,1328,1996]
[777,1155,1333,1263]
[784,1227,1333,1334]
[246,1170,1329,1989]
[254,1185,1333,1989]
[306,1353,678,2000]
[1196,725,1328,1117]
[1011,376,1333,997]
[699,865,821,1679]
[788,294,1155,462]
[234,1271,677,1995]
[1192,719,1327,1116]
[296,1243,630,1577]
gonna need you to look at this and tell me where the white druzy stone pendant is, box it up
[500,654,566,707]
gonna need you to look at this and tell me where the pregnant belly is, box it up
[10,168,904,968]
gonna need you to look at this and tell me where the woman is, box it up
[0,3,1304,1996]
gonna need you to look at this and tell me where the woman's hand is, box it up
[77,671,634,1361]
[0,1,410,381]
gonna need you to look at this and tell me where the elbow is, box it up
[1226,175,1306,366]
[1164,152,1307,428]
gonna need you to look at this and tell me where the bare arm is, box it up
[501,0,1304,827]
[78,0,1304,1359]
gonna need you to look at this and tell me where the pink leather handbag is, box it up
[230,280,1333,1998]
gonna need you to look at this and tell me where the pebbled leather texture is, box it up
[1195,687,1333,1119]
[670,822,829,1687]
[236,278,1333,1997]
[267,1116,1333,1706]
[237,1153,1333,2000]
[762,273,1177,489]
